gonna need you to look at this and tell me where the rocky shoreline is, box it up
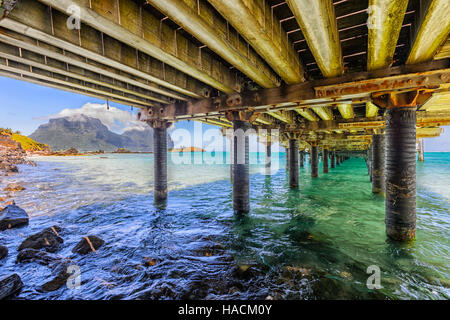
[0,133,106,299]
[0,134,36,175]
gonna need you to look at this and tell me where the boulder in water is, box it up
[0,245,8,260]
[72,235,104,254]
[18,226,63,253]
[3,183,25,192]
[0,274,23,300]
[15,248,73,292]
[0,205,29,231]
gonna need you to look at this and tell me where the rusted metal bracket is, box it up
[225,110,260,124]
[137,106,171,128]
[316,68,450,99]
[372,89,434,108]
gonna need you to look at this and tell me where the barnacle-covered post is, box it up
[289,138,299,188]
[373,90,432,241]
[371,133,385,194]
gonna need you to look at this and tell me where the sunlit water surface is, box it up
[0,152,449,300]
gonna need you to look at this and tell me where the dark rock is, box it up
[72,235,104,254]
[0,274,23,300]
[0,205,29,231]
[5,165,18,173]
[15,249,72,292]
[0,245,8,260]
[18,226,63,253]
[16,248,67,267]
[41,265,71,292]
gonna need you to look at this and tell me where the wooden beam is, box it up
[367,0,408,71]
[286,0,343,78]
[407,0,450,64]
[146,0,279,88]
[0,59,155,106]
[337,103,354,119]
[36,0,240,93]
[157,59,450,120]
[416,127,443,138]
[312,106,333,121]
[0,69,148,108]
[207,0,305,84]
[295,107,319,121]
[365,101,379,118]
[0,41,170,104]
[3,1,206,99]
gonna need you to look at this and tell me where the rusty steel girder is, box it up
[315,69,450,99]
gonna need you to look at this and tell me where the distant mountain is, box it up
[29,114,173,152]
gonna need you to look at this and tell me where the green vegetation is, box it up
[1,127,49,151]
[11,134,49,151]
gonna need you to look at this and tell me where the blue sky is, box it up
[0,76,449,152]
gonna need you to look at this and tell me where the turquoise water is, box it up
[0,152,448,299]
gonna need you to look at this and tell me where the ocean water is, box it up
[0,152,449,300]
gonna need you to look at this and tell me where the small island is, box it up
[170,146,206,153]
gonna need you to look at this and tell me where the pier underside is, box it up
[1,0,450,241]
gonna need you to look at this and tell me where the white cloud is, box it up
[48,102,148,133]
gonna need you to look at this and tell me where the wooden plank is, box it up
[36,0,240,93]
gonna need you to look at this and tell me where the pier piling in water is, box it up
[311,145,318,178]
[330,151,336,168]
[385,107,417,241]
[418,138,425,162]
[372,134,385,194]
[232,120,250,214]
[323,148,329,173]
[289,139,299,188]
[265,139,272,175]
[153,124,169,203]
[286,146,290,172]
[299,150,305,168]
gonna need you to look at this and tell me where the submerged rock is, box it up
[0,205,29,231]
[16,248,73,292]
[3,183,25,192]
[40,267,71,292]
[0,274,23,300]
[72,235,104,254]
[18,226,63,253]
[0,245,8,260]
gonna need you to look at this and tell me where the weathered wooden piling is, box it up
[371,134,385,194]
[385,107,416,241]
[323,148,329,173]
[230,133,234,184]
[330,151,336,168]
[265,140,271,175]
[289,139,299,187]
[311,145,318,177]
[232,120,250,214]
[285,147,290,172]
[418,138,425,162]
[153,126,168,202]
[299,150,305,168]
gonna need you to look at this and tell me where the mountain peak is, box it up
[30,115,173,152]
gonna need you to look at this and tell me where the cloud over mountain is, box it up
[44,103,147,133]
